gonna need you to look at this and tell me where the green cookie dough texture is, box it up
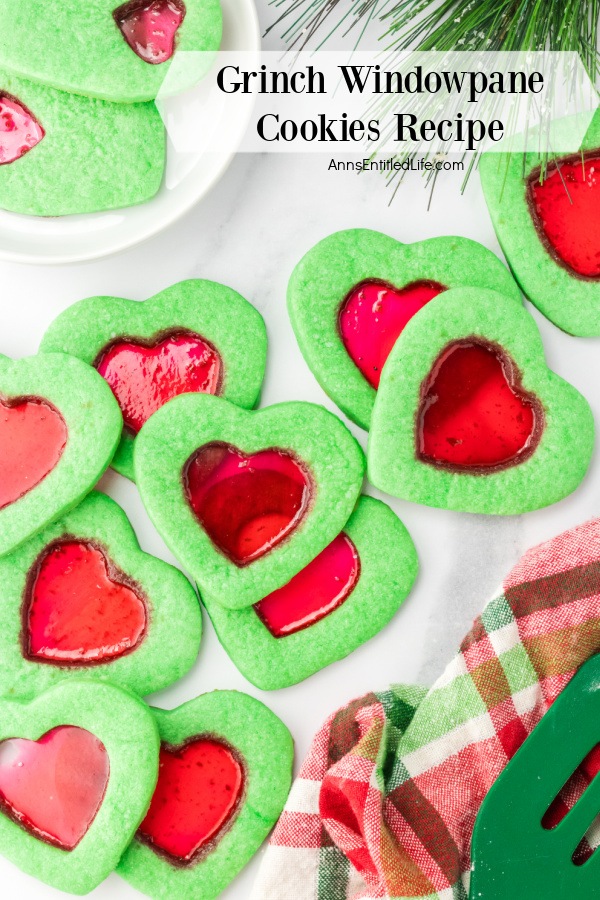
[0,353,122,557]
[288,229,522,430]
[134,394,366,609]
[0,491,201,699]
[118,689,293,900]
[0,0,222,102]
[203,495,418,690]
[480,111,600,336]
[0,69,165,216]
[0,679,159,895]
[40,280,268,480]
[368,287,594,515]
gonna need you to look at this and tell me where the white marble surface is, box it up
[2,5,600,899]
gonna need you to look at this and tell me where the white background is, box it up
[1,3,600,898]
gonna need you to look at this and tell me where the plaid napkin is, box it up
[251,518,600,900]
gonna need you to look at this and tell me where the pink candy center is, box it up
[114,0,186,64]
[0,94,44,165]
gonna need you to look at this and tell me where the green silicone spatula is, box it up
[469,654,600,899]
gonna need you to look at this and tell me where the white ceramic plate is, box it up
[0,0,259,266]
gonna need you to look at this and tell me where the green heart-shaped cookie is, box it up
[117,689,293,900]
[0,353,121,556]
[0,69,164,217]
[0,491,201,699]
[135,393,365,608]
[480,111,600,336]
[0,0,222,102]
[0,679,159,894]
[288,229,522,430]
[368,287,594,514]
[203,495,418,689]
[41,280,267,480]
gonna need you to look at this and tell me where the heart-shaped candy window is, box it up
[0,726,109,850]
[528,152,600,279]
[183,442,312,566]
[0,397,67,511]
[417,338,543,471]
[0,93,45,165]
[113,0,186,64]
[23,540,147,665]
[138,737,244,863]
[95,330,222,435]
[339,279,446,388]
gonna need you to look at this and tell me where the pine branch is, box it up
[267,0,600,197]
[266,0,392,50]
[385,0,600,82]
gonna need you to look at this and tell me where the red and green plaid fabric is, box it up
[251,518,600,900]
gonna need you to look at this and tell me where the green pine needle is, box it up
[385,0,600,83]
[266,0,392,50]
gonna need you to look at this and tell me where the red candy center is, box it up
[417,339,543,471]
[95,331,222,435]
[0,93,44,165]
[138,738,244,863]
[255,533,359,637]
[0,726,109,851]
[114,0,186,65]
[528,153,600,279]
[24,541,147,665]
[339,279,446,388]
[184,443,312,566]
[0,397,67,512]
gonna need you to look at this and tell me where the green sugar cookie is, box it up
[117,690,293,900]
[0,0,222,102]
[0,70,164,216]
[134,394,366,608]
[0,353,122,557]
[203,495,418,689]
[40,281,267,481]
[288,229,522,430]
[0,491,201,699]
[368,287,594,515]
[480,111,600,336]
[0,679,159,894]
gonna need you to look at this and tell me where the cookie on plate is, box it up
[0,0,222,102]
[0,70,165,216]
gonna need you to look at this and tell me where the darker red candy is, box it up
[184,443,312,566]
[529,153,600,279]
[138,737,243,863]
[417,339,543,471]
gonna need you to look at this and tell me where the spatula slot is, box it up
[542,743,600,833]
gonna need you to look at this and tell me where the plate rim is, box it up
[0,0,260,267]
